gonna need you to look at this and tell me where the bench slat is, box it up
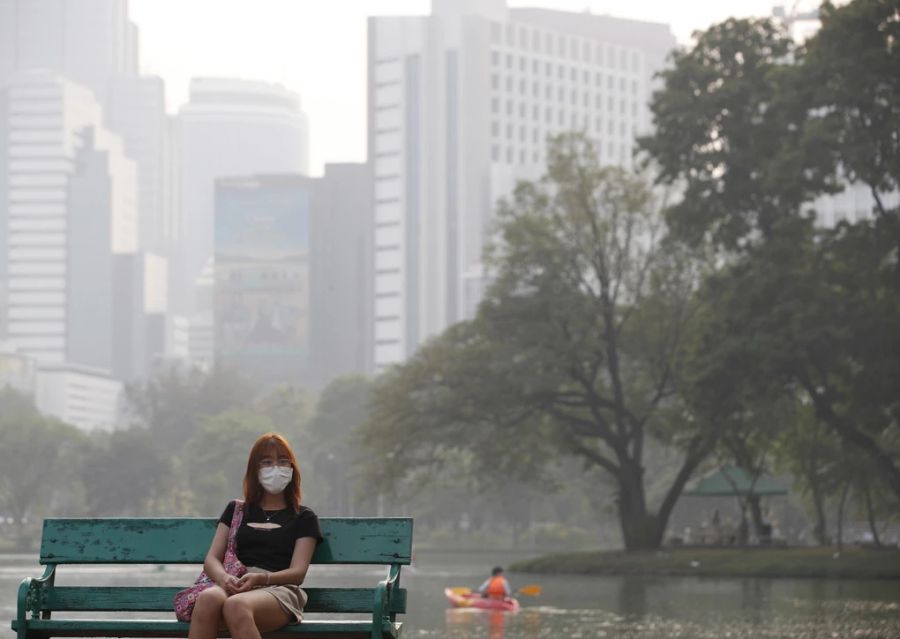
[40,518,413,565]
[12,619,401,639]
[44,587,407,614]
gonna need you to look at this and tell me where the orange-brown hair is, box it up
[243,432,302,511]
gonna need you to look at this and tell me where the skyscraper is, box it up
[308,163,373,381]
[367,0,676,370]
[0,71,137,366]
[176,78,310,314]
[0,0,176,378]
[0,0,138,105]
[107,73,169,254]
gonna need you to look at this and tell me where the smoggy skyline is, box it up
[131,0,806,175]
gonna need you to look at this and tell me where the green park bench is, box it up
[12,517,413,639]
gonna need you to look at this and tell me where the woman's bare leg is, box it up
[188,587,228,639]
[222,590,291,639]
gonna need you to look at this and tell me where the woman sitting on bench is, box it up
[189,433,324,639]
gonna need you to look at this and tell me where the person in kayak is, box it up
[478,566,512,600]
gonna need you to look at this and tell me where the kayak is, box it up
[444,588,520,612]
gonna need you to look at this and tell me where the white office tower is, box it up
[0,0,172,274]
[35,363,123,431]
[0,0,138,105]
[368,0,676,370]
[176,78,310,313]
[0,71,137,366]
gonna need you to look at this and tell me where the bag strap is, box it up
[227,500,245,550]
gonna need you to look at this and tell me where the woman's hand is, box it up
[230,572,267,593]
[221,574,245,595]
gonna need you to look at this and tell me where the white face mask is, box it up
[259,466,293,494]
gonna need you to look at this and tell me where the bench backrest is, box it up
[32,517,412,616]
[40,517,413,565]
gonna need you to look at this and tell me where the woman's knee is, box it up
[193,587,227,619]
[222,596,253,625]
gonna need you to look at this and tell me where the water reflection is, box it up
[615,576,648,618]
[739,578,770,625]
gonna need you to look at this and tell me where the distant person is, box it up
[478,566,512,600]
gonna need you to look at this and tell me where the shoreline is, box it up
[510,547,900,580]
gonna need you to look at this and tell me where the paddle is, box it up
[449,584,541,598]
[516,584,542,597]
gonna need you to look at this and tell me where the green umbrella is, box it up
[685,465,788,497]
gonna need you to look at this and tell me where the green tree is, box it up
[255,385,314,446]
[124,365,257,454]
[79,428,170,516]
[639,17,837,250]
[804,0,900,217]
[181,411,273,515]
[0,388,87,549]
[361,134,717,550]
[681,217,900,501]
[773,404,841,545]
[641,3,900,501]
[306,376,371,514]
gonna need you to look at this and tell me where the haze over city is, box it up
[0,1,897,638]
[131,0,807,174]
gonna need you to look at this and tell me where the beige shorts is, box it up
[246,566,308,623]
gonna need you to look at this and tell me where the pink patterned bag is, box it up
[174,500,248,622]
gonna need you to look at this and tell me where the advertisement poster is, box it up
[215,178,310,383]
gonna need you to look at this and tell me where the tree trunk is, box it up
[738,504,750,546]
[835,481,850,552]
[805,382,900,501]
[809,474,829,545]
[748,495,765,542]
[618,509,665,550]
[617,463,664,550]
[863,483,882,547]
[614,434,716,551]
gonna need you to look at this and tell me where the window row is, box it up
[491,51,642,80]
[489,23,642,72]
[490,97,640,120]
[490,73,640,99]
[491,118,637,142]
[491,142,633,165]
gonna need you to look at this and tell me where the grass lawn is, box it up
[510,546,900,579]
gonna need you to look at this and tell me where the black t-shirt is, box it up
[219,500,323,572]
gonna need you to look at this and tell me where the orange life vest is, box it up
[486,575,507,599]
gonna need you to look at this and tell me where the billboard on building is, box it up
[214,177,310,384]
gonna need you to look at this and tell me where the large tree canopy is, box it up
[361,134,716,550]
[638,17,837,249]
[641,0,900,502]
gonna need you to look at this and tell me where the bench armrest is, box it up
[15,565,56,639]
[371,564,401,639]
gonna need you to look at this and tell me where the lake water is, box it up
[2,550,899,638]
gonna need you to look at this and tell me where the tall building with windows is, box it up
[0,0,177,365]
[177,78,310,314]
[0,71,137,366]
[368,0,676,370]
[0,0,138,105]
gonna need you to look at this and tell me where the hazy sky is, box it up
[130,0,802,175]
